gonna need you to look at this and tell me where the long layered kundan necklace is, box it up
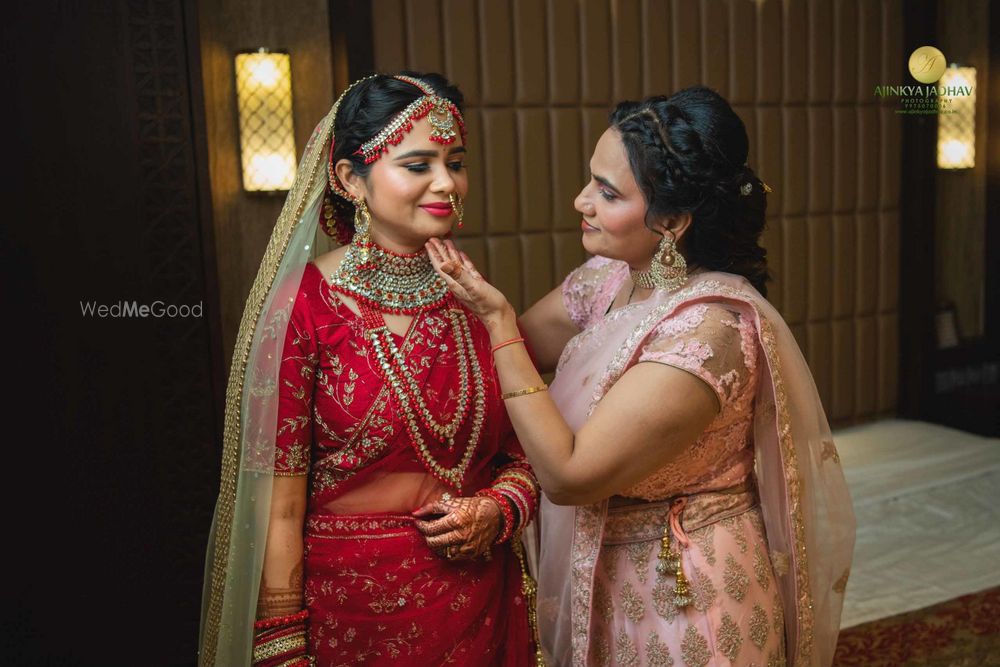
[329,234,486,488]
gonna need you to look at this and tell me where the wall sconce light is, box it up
[936,64,976,170]
[235,48,296,192]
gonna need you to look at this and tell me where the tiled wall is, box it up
[371,0,902,425]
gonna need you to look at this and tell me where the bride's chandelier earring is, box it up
[353,198,375,268]
[449,192,465,229]
[649,232,688,291]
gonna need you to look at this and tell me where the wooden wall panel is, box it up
[371,0,903,425]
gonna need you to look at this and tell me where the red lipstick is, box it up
[420,202,453,218]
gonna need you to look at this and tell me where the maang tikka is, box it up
[323,74,469,237]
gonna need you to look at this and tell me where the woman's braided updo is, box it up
[325,71,465,243]
[609,86,771,297]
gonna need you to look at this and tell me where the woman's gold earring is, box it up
[650,233,688,291]
[449,193,465,229]
[353,199,374,265]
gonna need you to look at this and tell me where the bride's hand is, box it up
[426,238,514,330]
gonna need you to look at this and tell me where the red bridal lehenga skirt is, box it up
[304,511,534,666]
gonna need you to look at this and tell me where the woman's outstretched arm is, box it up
[518,285,580,374]
[427,238,718,505]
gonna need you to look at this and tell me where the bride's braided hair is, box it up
[610,86,771,297]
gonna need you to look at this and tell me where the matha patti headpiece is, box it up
[326,74,467,203]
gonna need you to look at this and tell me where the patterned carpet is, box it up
[834,587,1000,667]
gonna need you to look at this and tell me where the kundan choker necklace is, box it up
[629,265,658,289]
[328,236,449,314]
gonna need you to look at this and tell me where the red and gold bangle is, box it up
[476,487,516,544]
[494,467,539,523]
[496,470,537,495]
[502,481,536,524]
[254,608,309,632]
[496,485,528,531]
[491,336,525,355]
[496,472,539,511]
[253,628,307,664]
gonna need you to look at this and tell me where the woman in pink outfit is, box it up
[426,86,855,667]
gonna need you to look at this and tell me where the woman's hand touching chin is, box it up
[425,238,516,333]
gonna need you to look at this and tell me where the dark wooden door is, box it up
[3,1,223,664]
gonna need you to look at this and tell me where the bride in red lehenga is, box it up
[198,72,541,667]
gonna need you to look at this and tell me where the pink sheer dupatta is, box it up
[536,270,855,667]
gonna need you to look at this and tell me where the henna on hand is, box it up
[413,495,502,561]
[256,557,305,618]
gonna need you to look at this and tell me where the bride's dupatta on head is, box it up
[537,270,855,667]
[197,109,335,666]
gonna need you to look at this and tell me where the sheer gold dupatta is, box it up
[198,109,334,666]
[537,271,855,667]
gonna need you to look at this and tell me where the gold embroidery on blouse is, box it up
[832,567,850,594]
[749,603,770,648]
[645,631,674,667]
[717,611,743,661]
[688,523,716,566]
[651,578,679,622]
[615,629,640,667]
[754,544,772,591]
[281,440,309,473]
[620,580,646,622]
[680,625,711,667]
[768,648,787,667]
[723,553,750,602]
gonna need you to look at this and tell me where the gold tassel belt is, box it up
[603,480,758,546]
[602,480,758,611]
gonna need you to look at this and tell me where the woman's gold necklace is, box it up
[329,235,449,314]
[347,240,487,488]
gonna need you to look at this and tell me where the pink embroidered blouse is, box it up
[561,256,761,500]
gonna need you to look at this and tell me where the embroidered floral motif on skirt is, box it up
[588,505,785,667]
[304,511,534,666]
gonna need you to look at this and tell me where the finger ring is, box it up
[446,546,456,560]
[441,492,452,502]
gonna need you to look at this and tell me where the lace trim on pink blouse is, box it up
[560,255,625,330]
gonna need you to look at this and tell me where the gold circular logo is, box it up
[908,46,946,83]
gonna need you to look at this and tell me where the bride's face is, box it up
[344,116,468,251]
[574,128,662,266]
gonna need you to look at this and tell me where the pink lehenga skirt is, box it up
[588,489,787,667]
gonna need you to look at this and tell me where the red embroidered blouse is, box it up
[274,262,526,511]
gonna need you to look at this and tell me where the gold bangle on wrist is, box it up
[501,384,548,400]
